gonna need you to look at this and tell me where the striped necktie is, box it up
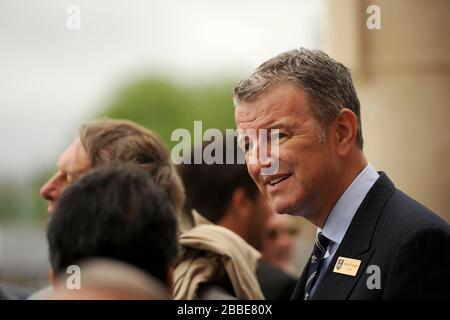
[304,232,330,300]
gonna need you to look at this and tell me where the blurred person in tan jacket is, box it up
[175,137,297,300]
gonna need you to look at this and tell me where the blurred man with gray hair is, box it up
[40,119,185,215]
[28,119,185,300]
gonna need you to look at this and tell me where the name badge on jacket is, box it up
[333,256,361,276]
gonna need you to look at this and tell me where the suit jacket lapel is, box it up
[290,259,311,299]
[311,172,395,299]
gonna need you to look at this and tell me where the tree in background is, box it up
[101,77,236,148]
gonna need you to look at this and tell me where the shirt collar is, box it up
[318,164,380,246]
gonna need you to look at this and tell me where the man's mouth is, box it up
[265,174,291,186]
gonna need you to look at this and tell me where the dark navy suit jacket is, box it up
[291,172,450,300]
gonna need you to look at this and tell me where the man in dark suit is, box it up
[233,48,450,299]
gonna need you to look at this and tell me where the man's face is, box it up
[40,137,91,213]
[235,83,339,218]
[246,194,275,250]
[261,213,295,266]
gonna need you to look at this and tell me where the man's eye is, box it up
[66,174,73,183]
[243,140,253,153]
[272,132,287,142]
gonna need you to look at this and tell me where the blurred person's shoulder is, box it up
[51,258,170,300]
[256,261,297,300]
[0,282,34,300]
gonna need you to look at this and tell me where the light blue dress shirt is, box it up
[309,164,380,296]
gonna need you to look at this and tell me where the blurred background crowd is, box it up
[0,0,449,292]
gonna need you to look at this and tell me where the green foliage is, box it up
[0,184,20,221]
[0,172,51,222]
[100,77,237,147]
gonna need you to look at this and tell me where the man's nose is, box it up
[248,149,272,177]
[40,174,59,201]
[278,231,294,247]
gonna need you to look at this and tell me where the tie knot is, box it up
[315,232,330,254]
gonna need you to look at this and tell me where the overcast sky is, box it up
[0,0,324,182]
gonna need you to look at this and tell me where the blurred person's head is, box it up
[261,214,297,274]
[234,48,366,227]
[47,163,179,289]
[51,258,170,300]
[179,136,273,250]
[40,119,184,214]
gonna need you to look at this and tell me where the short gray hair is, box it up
[233,48,363,149]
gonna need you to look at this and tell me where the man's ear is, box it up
[230,188,252,218]
[334,108,358,156]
